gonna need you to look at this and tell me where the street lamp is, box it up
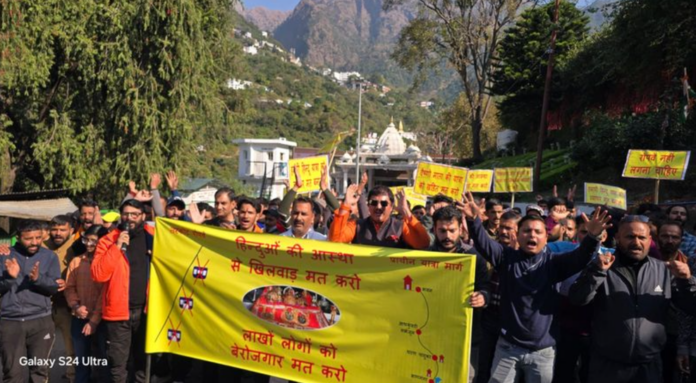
[355,82,363,182]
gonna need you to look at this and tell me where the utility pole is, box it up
[355,82,363,182]
[534,0,561,193]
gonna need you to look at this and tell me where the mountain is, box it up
[235,5,291,32]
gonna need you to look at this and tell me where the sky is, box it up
[242,0,301,11]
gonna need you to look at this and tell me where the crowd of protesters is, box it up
[1,167,695,383]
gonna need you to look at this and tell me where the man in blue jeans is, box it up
[460,192,612,383]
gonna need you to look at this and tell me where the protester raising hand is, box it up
[291,166,303,191]
[580,206,613,237]
[343,184,360,207]
[394,189,411,219]
[320,165,330,191]
[165,170,179,191]
[189,202,205,224]
[460,192,482,220]
[4,257,19,278]
[150,173,162,190]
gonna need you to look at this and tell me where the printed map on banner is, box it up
[622,150,691,180]
[493,168,533,193]
[465,170,494,193]
[414,162,468,199]
[390,187,428,209]
[147,219,476,383]
[584,183,628,211]
[287,156,327,194]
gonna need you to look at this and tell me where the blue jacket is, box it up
[469,217,599,351]
[0,246,61,321]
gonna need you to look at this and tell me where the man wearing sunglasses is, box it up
[569,215,696,383]
[92,199,155,383]
[329,185,430,249]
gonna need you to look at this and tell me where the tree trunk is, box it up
[471,106,483,161]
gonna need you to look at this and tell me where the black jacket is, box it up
[569,253,696,363]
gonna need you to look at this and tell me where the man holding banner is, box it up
[460,192,612,383]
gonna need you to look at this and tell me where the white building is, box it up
[261,31,268,38]
[335,119,424,193]
[232,138,297,199]
[332,71,362,85]
[226,78,252,90]
[243,46,258,55]
[244,32,252,39]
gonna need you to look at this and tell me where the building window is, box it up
[243,150,248,160]
[268,152,274,161]
[280,152,285,161]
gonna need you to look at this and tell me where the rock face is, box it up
[273,0,415,70]
[237,5,291,32]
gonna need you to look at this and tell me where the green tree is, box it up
[0,0,239,201]
[384,0,530,161]
[491,1,589,138]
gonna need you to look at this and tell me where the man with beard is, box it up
[667,205,696,257]
[281,197,326,240]
[92,200,154,383]
[0,220,62,383]
[71,200,102,255]
[329,185,430,249]
[428,206,489,382]
[46,215,78,382]
[656,221,691,383]
[460,192,611,383]
[484,200,504,239]
[569,216,696,383]
[165,197,187,220]
[476,210,520,383]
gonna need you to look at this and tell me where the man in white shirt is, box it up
[281,197,327,241]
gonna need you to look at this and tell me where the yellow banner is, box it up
[414,162,468,199]
[390,187,428,209]
[622,150,691,180]
[465,170,494,193]
[147,219,476,383]
[288,156,328,193]
[493,168,533,193]
[584,183,627,211]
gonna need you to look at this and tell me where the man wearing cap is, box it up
[165,197,187,220]
[102,211,120,230]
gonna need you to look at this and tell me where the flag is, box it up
[318,129,355,154]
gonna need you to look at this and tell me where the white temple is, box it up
[335,118,430,194]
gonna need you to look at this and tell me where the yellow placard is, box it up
[493,168,533,193]
[465,170,494,193]
[414,162,468,199]
[622,150,691,180]
[288,156,328,193]
[584,183,628,211]
[390,187,429,209]
[147,218,476,383]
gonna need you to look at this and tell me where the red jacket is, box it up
[91,225,155,321]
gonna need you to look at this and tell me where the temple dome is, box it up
[375,122,407,155]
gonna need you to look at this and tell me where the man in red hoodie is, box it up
[92,200,154,383]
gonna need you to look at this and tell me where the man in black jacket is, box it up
[569,215,696,383]
[427,205,490,382]
[460,192,611,383]
[0,220,62,383]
